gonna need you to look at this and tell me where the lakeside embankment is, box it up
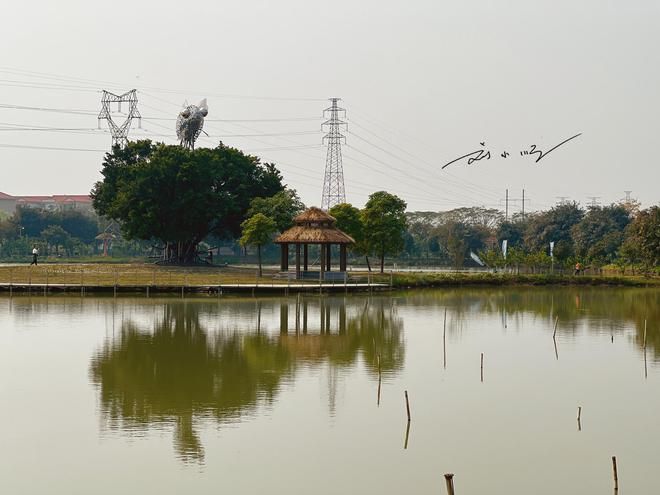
[0,263,657,293]
[390,271,659,288]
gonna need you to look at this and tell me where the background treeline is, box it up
[403,202,659,274]
[1,195,657,274]
[0,208,149,259]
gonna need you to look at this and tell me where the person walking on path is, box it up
[30,245,39,266]
[574,262,582,275]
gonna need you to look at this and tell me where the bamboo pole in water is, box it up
[612,456,618,491]
[480,353,484,382]
[404,390,411,422]
[443,308,447,369]
[643,319,647,349]
[553,316,559,338]
[577,406,582,431]
[444,474,455,495]
[403,420,410,449]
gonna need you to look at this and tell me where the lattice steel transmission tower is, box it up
[98,89,142,148]
[321,98,347,210]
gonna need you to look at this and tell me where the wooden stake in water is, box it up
[443,308,447,369]
[612,456,618,491]
[643,319,647,349]
[377,353,382,406]
[644,349,648,380]
[377,375,382,406]
[403,420,410,449]
[577,406,582,431]
[404,390,411,422]
[444,473,455,495]
[553,316,559,338]
[480,353,484,382]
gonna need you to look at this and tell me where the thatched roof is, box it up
[275,207,355,244]
[275,226,354,244]
[293,207,336,225]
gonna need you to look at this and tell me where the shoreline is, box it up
[0,263,657,294]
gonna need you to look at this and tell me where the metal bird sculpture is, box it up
[176,98,208,149]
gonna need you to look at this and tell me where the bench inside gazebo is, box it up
[274,207,355,280]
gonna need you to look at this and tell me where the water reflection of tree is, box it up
[400,288,660,356]
[89,297,405,462]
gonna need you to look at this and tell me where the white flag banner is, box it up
[470,251,485,267]
[550,241,555,258]
[502,240,508,259]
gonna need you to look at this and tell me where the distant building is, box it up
[0,192,94,215]
[0,192,18,215]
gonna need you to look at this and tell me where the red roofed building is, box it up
[0,192,94,215]
[0,192,17,215]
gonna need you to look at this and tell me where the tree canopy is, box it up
[361,191,407,273]
[625,206,659,270]
[329,203,365,253]
[240,213,278,276]
[247,189,305,233]
[91,140,284,264]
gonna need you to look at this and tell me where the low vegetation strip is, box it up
[0,264,656,290]
[389,272,659,288]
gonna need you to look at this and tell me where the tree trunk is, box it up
[257,244,262,277]
[380,249,385,273]
[365,256,372,272]
[163,240,200,265]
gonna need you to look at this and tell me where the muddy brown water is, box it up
[1,287,658,494]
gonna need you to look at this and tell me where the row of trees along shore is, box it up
[0,140,657,275]
[404,202,659,275]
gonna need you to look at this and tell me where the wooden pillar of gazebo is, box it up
[325,243,332,271]
[319,244,326,277]
[340,245,347,272]
[280,243,289,271]
[303,244,308,271]
[295,244,301,278]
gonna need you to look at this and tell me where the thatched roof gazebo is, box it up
[274,207,354,279]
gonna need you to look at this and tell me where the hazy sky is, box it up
[1,0,658,212]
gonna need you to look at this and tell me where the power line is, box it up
[0,143,105,152]
[349,118,502,201]
[0,67,327,102]
[0,103,96,115]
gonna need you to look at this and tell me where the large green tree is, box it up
[626,206,660,271]
[361,191,407,273]
[524,202,584,259]
[328,203,369,268]
[40,225,71,256]
[571,204,630,264]
[239,213,278,277]
[91,141,284,264]
[247,189,305,233]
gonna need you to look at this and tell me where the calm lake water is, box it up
[1,288,658,494]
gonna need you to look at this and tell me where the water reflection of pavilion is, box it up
[90,296,404,462]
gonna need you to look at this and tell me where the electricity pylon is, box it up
[321,98,347,210]
[98,89,141,148]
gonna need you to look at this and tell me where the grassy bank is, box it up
[0,263,657,289]
[387,271,660,288]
